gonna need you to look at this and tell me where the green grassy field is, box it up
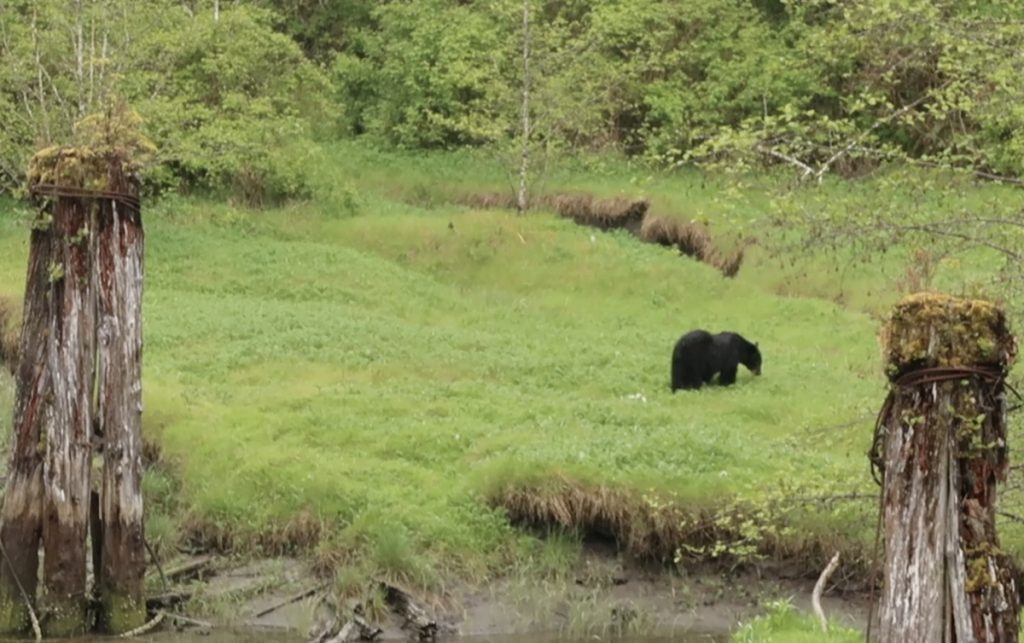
[1,144,1023,602]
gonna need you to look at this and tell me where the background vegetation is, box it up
[3,0,1024,639]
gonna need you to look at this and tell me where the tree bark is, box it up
[878,293,1019,643]
[95,186,146,633]
[0,225,52,634]
[40,195,96,637]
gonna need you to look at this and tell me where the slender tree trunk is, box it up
[40,196,96,637]
[0,225,53,634]
[516,0,530,214]
[878,293,1019,642]
[95,185,146,633]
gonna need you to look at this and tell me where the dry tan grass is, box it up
[705,247,744,278]
[183,509,325,557]
[461,191,520,210]
[553,194,649,232]
[638,216,744,278]
[638,216,710,254]
[490,478,713,562]
[489,477,876,589]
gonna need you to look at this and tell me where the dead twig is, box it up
[118,609,165,638]
[0,539,41,642]
[164,612,212,630]
[144,539,168,593]
[252,583,326,619]
[812,551,840,633]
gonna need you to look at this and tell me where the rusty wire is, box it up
[29,182,140,213]
[868,364,1016,486]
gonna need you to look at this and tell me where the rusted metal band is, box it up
[29,183,140,212]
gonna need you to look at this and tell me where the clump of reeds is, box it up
[182,509,324,557]
[489,477,706,562]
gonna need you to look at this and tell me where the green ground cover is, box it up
[1,143,1022,600]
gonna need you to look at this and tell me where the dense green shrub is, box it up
[125,6,336,204]
[0,2,335,204]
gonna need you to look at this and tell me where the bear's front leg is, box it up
[718,366,737,385]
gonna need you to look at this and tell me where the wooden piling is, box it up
[875,293,1019,642]
[95,161,146,633]
[0,104,151,636]
[0,224,53,633]
[39,190,97,637]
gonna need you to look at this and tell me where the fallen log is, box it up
[252,584,326,619]
[145,589,192,611]
[156,555,214,584]
[381,582,437,641]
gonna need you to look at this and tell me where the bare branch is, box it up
[814,84,949,182]
[756,145,814,180]
[812,552,841,634]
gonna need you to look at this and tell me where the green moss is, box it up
[98,592,146,634]
[0,593,29,635]
[42,595,87,637]
[27,100,154,192]
[882,292,1015,377]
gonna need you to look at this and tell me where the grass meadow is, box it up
[1,143,1023,638]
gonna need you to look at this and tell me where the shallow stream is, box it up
[19,630,727,643]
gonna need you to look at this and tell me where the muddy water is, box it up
[459,635,726,643]
[17,630,727,643]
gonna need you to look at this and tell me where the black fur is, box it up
[671,330,761,391]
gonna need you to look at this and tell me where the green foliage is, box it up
[0,2,334,205]
[333,1,513,147]
[0,145,906,584]
[251,0,373,61]
[731,599,860,643]
[125,5,335,204]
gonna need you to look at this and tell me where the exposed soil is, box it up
[166,541,870,641]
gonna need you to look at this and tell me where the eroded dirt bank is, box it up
[160,542,869,642]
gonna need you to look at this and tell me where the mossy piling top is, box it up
[882,292,1016,378]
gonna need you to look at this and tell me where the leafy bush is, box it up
[332,1,512,148]
[125,6,337,205]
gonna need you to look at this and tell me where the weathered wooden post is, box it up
[95,156,146,633]
[38,158,99,636]
[873,293,1019,642]
[0,104,150,636]
[0,214,55,633]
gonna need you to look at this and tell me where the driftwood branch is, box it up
[163,612,212,630]
[812,551,840,633]
[0,538,41,642]
[160,555,213,583]
[252,584,326,619]
[144,540,168,593]
[117,609,164,638]
[145,589,192,611]
[381,582,438,640]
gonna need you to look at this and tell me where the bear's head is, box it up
[746,342,762,376]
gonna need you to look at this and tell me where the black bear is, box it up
[671,330,761,391]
